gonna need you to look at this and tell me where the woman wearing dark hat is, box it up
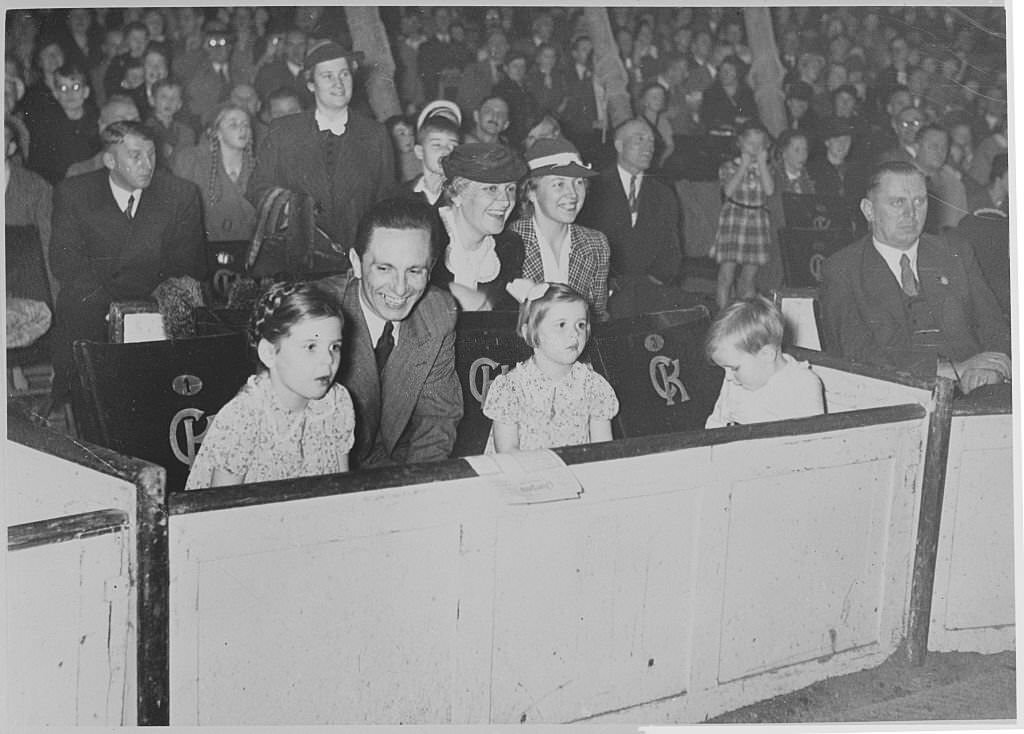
[509,138,610,322]
[700,55,758,134]
[432,142,529,311]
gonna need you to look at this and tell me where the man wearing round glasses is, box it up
[185,22,242,125]
[26,62,99,184]
[877,106,923,165]
[249,40,394,267]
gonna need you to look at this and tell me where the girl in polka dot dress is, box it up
[483,282,619,452]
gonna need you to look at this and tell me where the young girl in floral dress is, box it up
[483,282,619,452]
[185,281,354,489]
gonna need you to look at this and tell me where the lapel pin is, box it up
[939,276,950,286]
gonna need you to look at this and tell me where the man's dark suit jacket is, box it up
[579,166,681,284]
[49,168,205,396]
[820,233,1010,377]
[578,167,683,317]
[319,272,463,469]
[249,109,395,251]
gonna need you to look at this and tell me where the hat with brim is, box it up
[524,138,597,178]
[303,40,362,73]
[417,99,462,131]
[441,142,528,183]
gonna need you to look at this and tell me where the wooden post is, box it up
[898,376,956,665]
[345,7,402,122]
[743,8,787,137]
[135,463,170,725]
[582,7,632,130]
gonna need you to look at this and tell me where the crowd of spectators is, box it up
[5,6,1011,424]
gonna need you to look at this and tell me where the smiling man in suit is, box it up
[320,197,462,469]
[578,118,684,318]
[48,119,205,404]
[820,161,1010,394]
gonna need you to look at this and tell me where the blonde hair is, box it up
[705,295,784,359]
[517,282,589,349]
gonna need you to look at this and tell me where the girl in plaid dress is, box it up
[712,122,775,309]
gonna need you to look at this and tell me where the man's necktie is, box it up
[375,321,394,372]
[628,175,638,216]
[124,194,135,220]
[900,253,919,297]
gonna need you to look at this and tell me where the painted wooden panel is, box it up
[7,531,135,726]
[489,477,701,723]
[170,480,494,725]
[5,440,138,524]
[169,413,927,725]
[6,439,140,727]
[810,365,932,414]
[929,414,1016,653]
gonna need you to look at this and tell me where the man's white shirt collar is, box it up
[358,287,400,347]
[872,237,919,284]
[109,179,143,217]
[286,60,302,77]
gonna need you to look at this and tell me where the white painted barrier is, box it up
[929,407,1015,653]
[5,441,140,726]
[168,404,930,725]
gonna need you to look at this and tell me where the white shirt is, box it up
[535,219,572,285]
[315,107,349,136]
[286,60,302,77]
[109,179,143,217]
[617,164,643,226]
[872,237,919,285]
[413,174,442,205]
[358,287,400,348]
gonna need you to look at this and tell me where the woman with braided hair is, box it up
[185,280,355,489]
[172,102,257,243]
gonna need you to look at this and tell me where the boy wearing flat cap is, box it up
[249,39,395,262]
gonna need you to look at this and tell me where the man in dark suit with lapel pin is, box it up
[48,120,205,404]
[578,118,685,319]
[249,40,395,259]
[821,161,1010,394]
[320,197,462,469]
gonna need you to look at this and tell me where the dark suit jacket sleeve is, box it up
[248,117,285,207]
[649,183,682,282]
[403,296,463,464]
[50,179,105,299]
[161,179,207,281]
[947,235,1011,356]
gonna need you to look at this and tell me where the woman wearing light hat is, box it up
[509,138,610,321]
[432,142,529,311]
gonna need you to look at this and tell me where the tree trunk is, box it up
[583,7,632,133]
[743,8,786,137]
[345,7,401,122]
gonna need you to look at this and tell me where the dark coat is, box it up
[49,169,205,396]
[248,109,395,250]
[820,233,1010,377]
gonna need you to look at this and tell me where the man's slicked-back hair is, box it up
[101,119,155,150]
[351,196,438,260]
[865,160,925,198]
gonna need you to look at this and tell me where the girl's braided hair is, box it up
[206,104,255,210]
[249,280,344,364]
